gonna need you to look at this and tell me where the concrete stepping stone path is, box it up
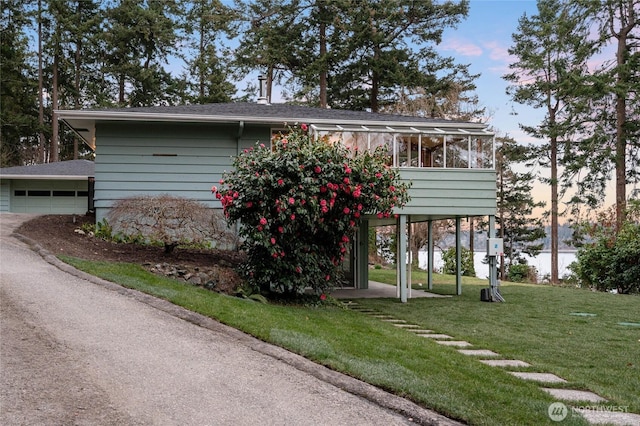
[344,303,638,425]
[509,372,567,383]
[435,340,473,348]
[458,349,500,357]
[479,359,531,367]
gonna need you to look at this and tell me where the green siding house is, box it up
[57,103,497,301]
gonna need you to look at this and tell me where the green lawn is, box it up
[61,256,639,425]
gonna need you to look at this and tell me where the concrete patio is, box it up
[330,281,451,299]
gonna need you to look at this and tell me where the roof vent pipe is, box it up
[257,74,269,105]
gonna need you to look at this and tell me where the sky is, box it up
[436,0,541,139]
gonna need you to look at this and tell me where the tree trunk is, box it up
[550,134,559,283]
[37,0,46,163]
[51,54,59,162]
[318,17,327,108]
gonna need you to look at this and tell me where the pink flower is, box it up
[353,211,360,218]
[277,179,284,186]
[343,177,350,184]
[377,213,384,219]
[314,166,322,173]
[246,201,253,208]
[301,123,308,131]
[357,203,363,211]
[259,217,267,226]
[257,225,263,231]
[319,293,326,301]
[215,193,222,200]
[288,197,295,205]
[344,165,352,174]
[278,226,284,233]
[290,214,296,220]
[211,185,217,193]
[259,143,265,148]
[389,185,396,192]
[321,206,329,213]
[325,275,331,281]
[343,207,350,215]
[320,186,327,193]
[270,237,276,244]
[342,235,350,243]
[375,172,382,178]
[272,252,279,259]
[219,179,225,184]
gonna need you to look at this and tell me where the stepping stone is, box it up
[575,408,640,426]
[381,319,406,323]
[407,329,434,334]
[392,323,421,328]
[542,388,607,403]
[458,349,500,357]
[509,372,567,383]
[417,334,453,339]
[435,340,472,348]
[479,359,531,368]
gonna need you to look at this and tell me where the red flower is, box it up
[290,214,296,220]
[288,197,295,205]
[320,293,327,301]
[278,179,284,186]
[343,177,350,184]
[343,207,350,214]
[296,266,302,273]
[325,275,331,281]
[270,237,276,244]
[246,201,253,208]
[301,123,308,131]
[259,217,267,225]
[278,226,284,233]
[314,166,322,174]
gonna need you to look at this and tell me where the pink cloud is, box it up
[439,38,483,57]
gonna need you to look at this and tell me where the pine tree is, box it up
[183,0,237,103]
[496,136,546,280]
[504,0,595,283]
[102,0,185,107]
[561,0,639,231]
[0,0,40,166]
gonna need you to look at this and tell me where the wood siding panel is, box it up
[94,122,249,221]
[397,168,496,217]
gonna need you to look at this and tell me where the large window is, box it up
[311,127,494,169]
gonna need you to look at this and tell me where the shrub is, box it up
[441,246,476,277]
[213,124,410,297]
[106,195,236,253]
[507,260,537,283]
[572,201,640,294]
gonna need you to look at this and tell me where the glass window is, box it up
[53,190,75,197]
[469,136,494,168]
[369,132,394,166]
[28,190,51,197]
[422,136,444,168]
[445,136,469,168]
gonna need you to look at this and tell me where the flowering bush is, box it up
[212,125,410,297]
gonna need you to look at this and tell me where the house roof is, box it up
[56,102,493,150]
[0,159,94,180]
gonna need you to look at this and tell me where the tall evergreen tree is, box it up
[561,0,639,231]
[329,0,470,112]
[184,0,237,103]
[103,0,185,107]
[496,136,546,280]
[0,0,39,166]
[503,0,595,283]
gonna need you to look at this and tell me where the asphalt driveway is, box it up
[0,213,457,426]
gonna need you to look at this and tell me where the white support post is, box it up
[398,214,408,303]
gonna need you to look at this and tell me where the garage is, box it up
[0,160,94,214]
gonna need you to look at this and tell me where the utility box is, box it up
[487,238,504,256]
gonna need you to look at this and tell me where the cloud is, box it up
[439,38,483,57]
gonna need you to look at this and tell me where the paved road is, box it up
[0,214,457,426]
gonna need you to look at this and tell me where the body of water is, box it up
[418,251,578,281]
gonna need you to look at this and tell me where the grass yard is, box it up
[61,256,639,425]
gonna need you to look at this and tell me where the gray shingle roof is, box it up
[0,160,94,178]
[92,102,468,125]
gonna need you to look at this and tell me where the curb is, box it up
[13,232,463,426]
